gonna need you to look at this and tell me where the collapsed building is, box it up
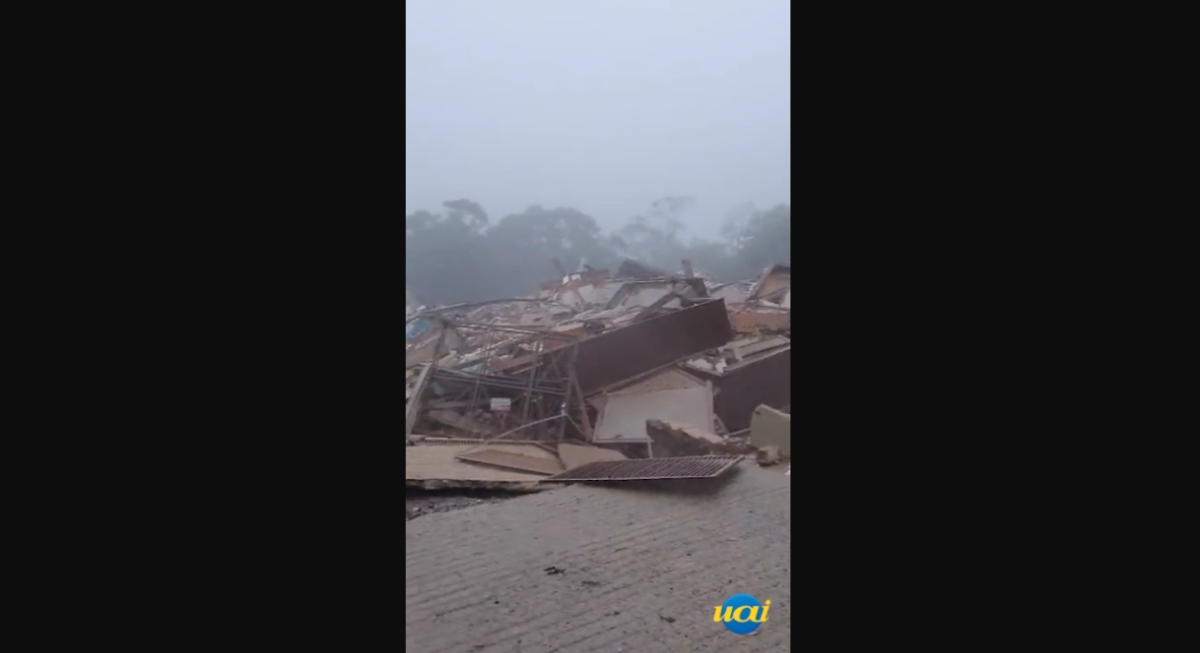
[405,259,791,489]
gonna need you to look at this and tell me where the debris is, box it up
[454,447,565,476]
[427,409,499,437]
[543,566,565,575]
[573,299,732,395]
[707,281,751,305]
[405,257,788,495]
[688,346,791,432]
[405,363,434,442]
[615,258,668,280]
[749,404,791,458]
[728,307,790,334]
[541,454,744,482]
[644,420,747,457]
[405,442,551,490]
[756,445,782,466]
[557,442,627,470]
[594,387,712,445]
[748,264,791,302]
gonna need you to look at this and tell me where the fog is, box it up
[405,0,790,238]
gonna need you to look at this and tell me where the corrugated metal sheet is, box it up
[541,455,744,482]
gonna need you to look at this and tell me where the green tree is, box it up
[404,197,790,306]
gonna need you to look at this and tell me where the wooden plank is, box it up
[557,442,627,470]
[455,448,565,476]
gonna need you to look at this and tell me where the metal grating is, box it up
[540,455,743,482]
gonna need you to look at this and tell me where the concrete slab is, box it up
[406,444,549,489]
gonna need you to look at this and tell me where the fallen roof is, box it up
[404,465,792,651]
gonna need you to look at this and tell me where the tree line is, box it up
[405,197,790,306]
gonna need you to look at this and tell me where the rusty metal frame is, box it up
[406,317,586,443]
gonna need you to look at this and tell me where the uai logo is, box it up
[713,593,771,635]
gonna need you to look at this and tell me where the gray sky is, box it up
[405,0,790,239]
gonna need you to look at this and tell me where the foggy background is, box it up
[405,0,790,237]
[406,0,790,305]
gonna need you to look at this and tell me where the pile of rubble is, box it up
[405,258,791,490]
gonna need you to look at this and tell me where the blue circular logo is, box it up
[719,593,767,635]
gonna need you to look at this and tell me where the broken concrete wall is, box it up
[749,404,791,458]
